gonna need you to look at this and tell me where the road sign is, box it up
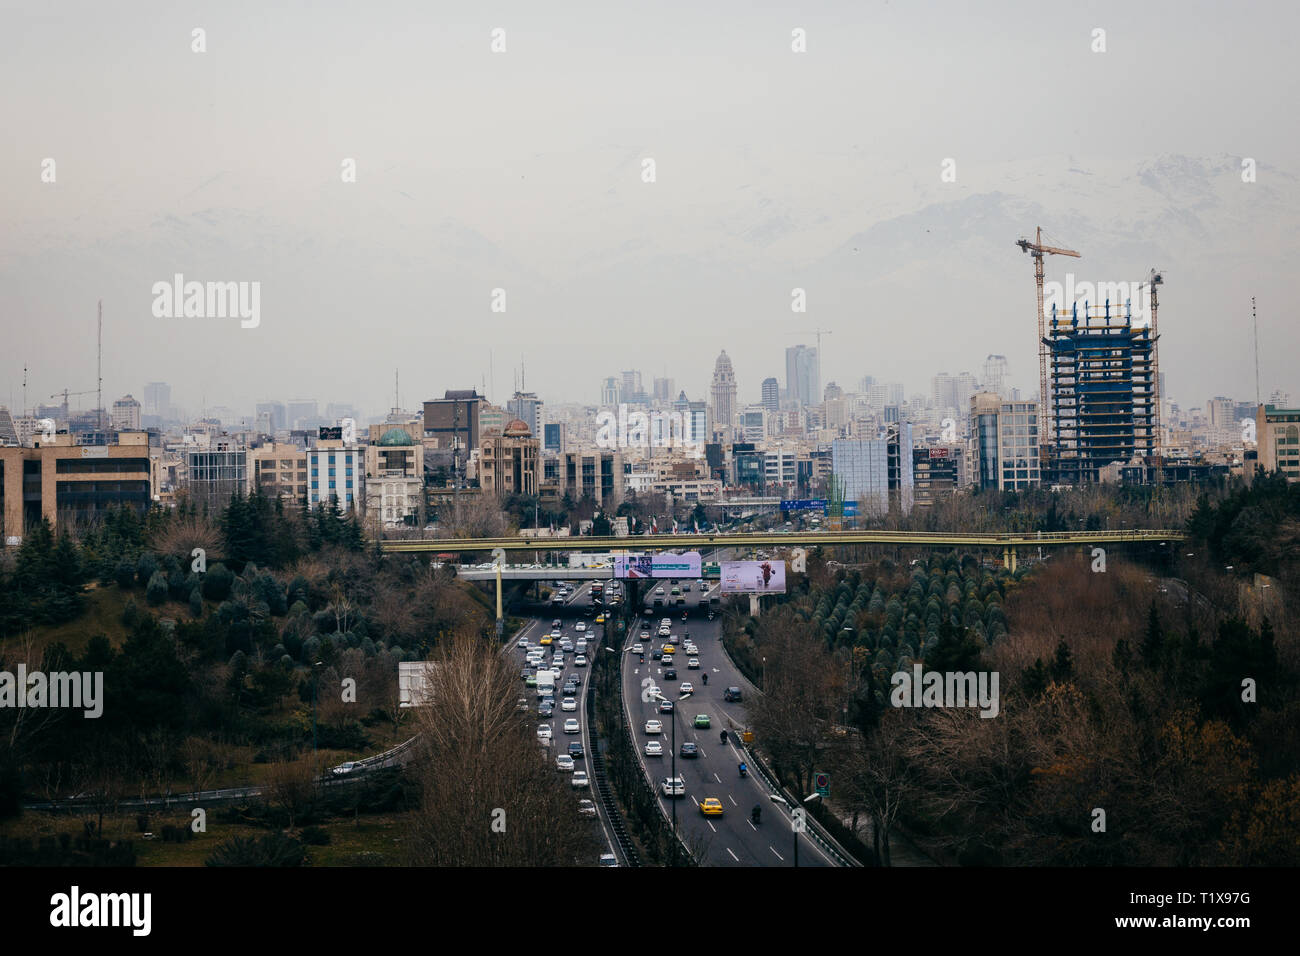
[814,772,829,796]
[741,730,754,744]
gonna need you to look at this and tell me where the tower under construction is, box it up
[1045,298,1158,484]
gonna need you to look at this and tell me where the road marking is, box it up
[727,847,739,862]
[770,846,784,861]
[708,821,717,833]
[748,820,757,831]
[690,795,699,807]
[728,794,737,806]
[713,772,721,783]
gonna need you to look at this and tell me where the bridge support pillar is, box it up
[749,594,761,617]
[1002,547,1018,572]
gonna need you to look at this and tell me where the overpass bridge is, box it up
[384,528,1186,571]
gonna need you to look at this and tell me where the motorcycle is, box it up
[720,730,728,745]
[738,762,747,778]
[701,673,708,686]
[751,806,761,825]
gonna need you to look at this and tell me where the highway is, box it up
[508,580,626,864]
[613,582,839,867]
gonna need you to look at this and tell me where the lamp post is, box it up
[651,688,686,865]
[770,791,822,867]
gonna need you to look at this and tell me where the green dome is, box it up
[377,428,416,446]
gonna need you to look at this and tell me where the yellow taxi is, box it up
[662,644,676,655]
[700,798,724,817]
[540,634,553,645]
[595,614,606,624]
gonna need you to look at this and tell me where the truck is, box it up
[536,670,556,699]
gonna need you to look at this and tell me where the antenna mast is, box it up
[1253,297,1260,406]
[97,300,104,436]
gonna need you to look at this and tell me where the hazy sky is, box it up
[3,0,1298,420]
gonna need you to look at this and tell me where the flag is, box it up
[672,519,678,534]
[693,519,699,533]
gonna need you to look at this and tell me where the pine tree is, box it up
[1140,601,1164,669]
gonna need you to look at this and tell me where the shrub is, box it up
[114,560,136,590]
[145,570,170,606]
[202,563,235,601]
[205,833,305,867]
[299,826,330,846]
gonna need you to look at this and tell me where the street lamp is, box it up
[769,790,822,867]
[650,688,681,864]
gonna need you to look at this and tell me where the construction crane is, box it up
[50,388,96,420]
[789,328,833,355]
[1016,227,1080,464]
[1137,269,1164,471]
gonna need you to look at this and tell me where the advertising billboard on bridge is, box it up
[780,498,827,513]
[614,551,702,579]
[720,560,787,594]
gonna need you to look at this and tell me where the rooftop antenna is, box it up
[394,367,399,410]
[1253,297,1260,406]
[489,348,494,401]
[23,364,27,417]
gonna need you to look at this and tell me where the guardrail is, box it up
[739,742,860,867]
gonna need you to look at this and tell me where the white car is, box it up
[571,770,590,789]
[640,631,650,640]
[537,724,552,741]
[645,739,663,757]
[660,776,685,797]
[655,587,665,595]
[564,718,580,734]
[575,622,587,632]
[561,696,577,711]
[556,753,575,772]
[631,643,644,654]
[679,682,693,695]
[687,658,700,669]
[577,798,597,817]
[574,655,588,667]
[645,719,663,735]
[662,655,674,666]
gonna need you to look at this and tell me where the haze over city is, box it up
[3,0,1298,418]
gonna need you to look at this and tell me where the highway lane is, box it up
[617,581,836,867]
[512,579,625,863]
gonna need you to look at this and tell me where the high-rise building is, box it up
[653,377,675,403]
[558,449,624,507]
[886,422,914,515]
[740,405,767,442]
[710,351,738,441]
[982,355,1009,399]
[143,382,171,420]
[970,392,1040,491]
[600,377,621,406]
[185,438,248,512]
[543,422,565,455]
[672,392,708,447]
[761,377,780,412]
[785,345,819,408]
[1046,303,1156,483]
[831,437,890,518]
[255,401,287,435]
[423,389,485,458]
[111,395,142,432]
[0,407,18,446]
[306,430,363,513]
[1255,405,1300,481]
[621,371,645,404]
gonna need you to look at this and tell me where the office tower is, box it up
[785,345,819,408]
[653,377,675,403]
[424,389,485,456]
[621,370,645,404]
[970,392,1040,491]
[256,401,287,434]
[711,351,738,441]
[186,438,248,512]
[740,405,767,442]
[831,437,890,518]
[761,377,779,412]
[672,392,708,446]
[858,375,876,394]
[543,422,565,454]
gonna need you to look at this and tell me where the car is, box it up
[595,614,605,624]
[556,753,575,772]
[575,622,587,632]
[519,637,530,649]
[683,582,691,592]
[541,695,556,709]
[679,742,699,758]
[550,629,562,639]
[693,714,710,729]
[723,687,743,702]
[561,697,577,711]
[664,667,677,680]
[655,586,665,595]
[663,644,676,655]
[537,724,552,741]
[645,719,663,735]
[552,619,562,629]
[574,655,588,667]
[599,852,618,866]
[571,770,590,789]
[567,741,584,759]
[662,655,674,666]
[645,739,663,756]
[652,649,663,660]
[521,667,534,680]
[564,718,580,734]
[687,658,700,669]
[540,634,552,645]
[660,776,685,798]
[568,672,582,686]
[639,630,650,639]
[577,798,598,817]
[331,761,361,776]
[658,699,674,714]
[560,639,574,652]
[671,586,681,596]
[525,675,537,688]
[678,682,693,695]
[538,703,553,718]
[631,643,644,654]
[700,797,724,816]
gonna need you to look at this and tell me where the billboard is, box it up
[720,560,787,594]
[614,551,702,579]
[780,498,827,513]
